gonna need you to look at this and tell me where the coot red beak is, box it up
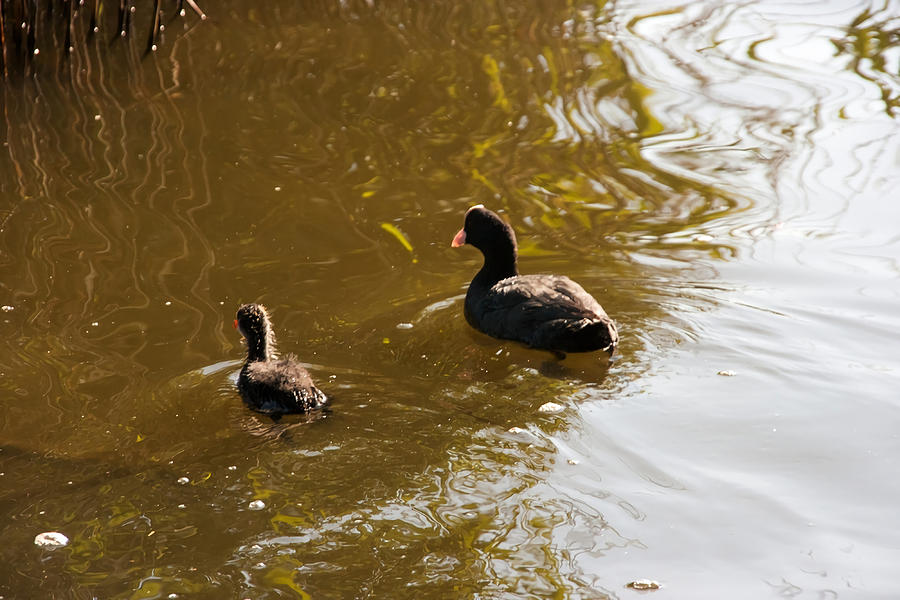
[233,319,238,329]
[451,228,466,247]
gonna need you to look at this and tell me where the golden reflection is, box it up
[832,9,900,116]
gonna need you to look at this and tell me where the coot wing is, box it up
[239,356,327,414]
[469,274,616,352]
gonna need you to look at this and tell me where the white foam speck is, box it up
[34,532,68,548]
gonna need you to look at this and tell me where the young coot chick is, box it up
[234,303,327,415]
[451,205,618,357]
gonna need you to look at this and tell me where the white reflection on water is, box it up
[553,0,900,596]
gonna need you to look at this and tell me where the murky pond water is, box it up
[1,0,899,597]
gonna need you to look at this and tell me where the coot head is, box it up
[235,303,276,361]
[451,205,518,268]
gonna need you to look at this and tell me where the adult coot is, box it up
[234,303,328,414]
[451,205,618,357]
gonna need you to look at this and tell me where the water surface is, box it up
[1,0,899,598]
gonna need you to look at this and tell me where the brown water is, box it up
[1,0,899,598]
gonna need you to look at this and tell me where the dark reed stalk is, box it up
[145,0,160,53]
[116,0,130,38]
[125,0,133,37]
[64,0,73,54]
[0,0,7,76]
[89,0,100,35]
[15,0,27,60]
[26,0,37,59]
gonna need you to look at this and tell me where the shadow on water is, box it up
[9,0,894,597]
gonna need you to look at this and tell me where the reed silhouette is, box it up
[0,0,206,76]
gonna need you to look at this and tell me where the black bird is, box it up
[234,303,328,414]
[451,205,618,357]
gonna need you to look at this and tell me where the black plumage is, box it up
[234,303,327,415]
[451,205,618,356]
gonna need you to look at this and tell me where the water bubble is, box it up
[538,402,564,414]
[177,476,190,485]
[396,322,413,330]
[248,500,266,510]
[34,532,68,548]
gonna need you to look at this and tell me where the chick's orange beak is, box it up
[451,228,466,247]
[233,319,238,329]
